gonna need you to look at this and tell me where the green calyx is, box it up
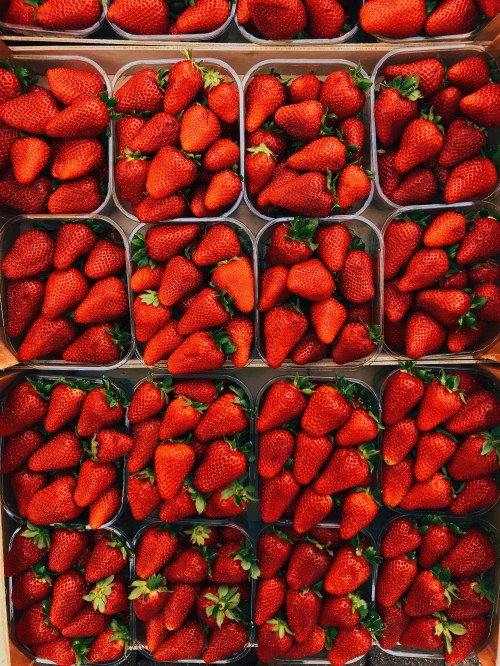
[210,330,237,357]
[350,63,372,93]
[133,467,156,485]
[283,216,320,250]
[360,609,385,636]
[421,515,464,535]
[203,585,242,627]
[21,521,50,550]
[55,378,92,393]
[479,425,500,463]
[26,377,53,401]
[71,637,92,666]
[128,574,168,601]
[436,370,465,402]
[131,233,156,270]
[247,142,276,161]
[107,619,130,652]
[144,373,173,398]
[433,612,466,654]
[31,562,52,584]
[84,575,116,612]
[320,104,337,136]
[421,106,444,134]
[0,60,38,92]
[185,525,216,547]
[181,49,204,74]
[120,146,148,163]
[431,565,458,605]
[288,374,315,395]
[472,573,496,603]
[268,525,294,544]
[102,376,130,408]
[358,442,382,472]
[381,75,422,101]
[220,476,257,508]
[348,592,369,619]
[334,376,358,403]
[179,395,209,414]
[266,617,294,638]
[104,324,131,357]
[203,67,224,91]
[231,542,260,580]
[107,535,132,561]
[398,361,433,383]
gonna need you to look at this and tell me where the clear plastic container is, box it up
[256,520,376,664]
[0,372,129,527]
[377,364,500,516]
[381,201,500,361]
[0,7,106,38]
[6,522,134,666]
[371,45,500,210]
[128,373,256,523]
[132,519,256,663]
[241,59,374,222]
[106,1,235,40]
[0,55,112,218]
[375,514,500,659]
[0,214,135,371]
[254,216,384,368]
[235,0,363,44]
[129,218,256,369]
[111,58,244,223]
[254,374,382,514]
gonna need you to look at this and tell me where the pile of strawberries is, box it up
[381,365,500,514]
[244,65,373,218]
[131,222,254,372]
[255,525,383,664]
[5,524,131,666]
[132,522,257,663]
[258,217,380,367]
[384,207,500,359]
[1,0,102,32]
[114,52,242,222]
[376,516,497,664]
[0,376,131,528]
[361,0,495,39]
[375,54,500,207]
[237,0,354,41]
[257,376,381,535]
[126,375,254,520]
[0,62,110,214]
[107,0,231,36]
[1,219,131,365]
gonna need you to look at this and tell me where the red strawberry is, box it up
[260,469,300,523]
[301,382,352,436]
[87,621,129,663]
[448,56,491,94]
[314,222,351,272]
[155,441,195,500]
[15,602,60,646]
[2,229,55,280]
[418,518,460,570]
[77,379,126,437]
[424,210,467,247]
[445,616,488,665]
[1,428,43,475]
[392,167,438,206]
[52,137,104,181]
[377,555,418,608]
[107,0,169,34]
[163,582,200,630]
[444,156,497,203]
[4,523,50,577]
[28,429,82,472]
[257,527,294,579]
[399,472,453,510]
[416,370,464,431]
[180,103,221,153]
[338,249,375,303]
[194,387,249,441]
[47,176,104,215]
[204,138,240,172]
[398,247,449,292]
[324,540,375,596]
[382,418,419,465]
[339,489,379,540]
[204,72,239,124]
[225,315,253,368]
[85,534,130,583]
[245,73,287,133]
[445,389,500,435]
[438,118,486,169]
[310,298,346,345]
[332,322,380,365]
[115,69,166,115]
[320,65,371,121]
[447,430,500,481]
[153,620,204,661]
[46,67,104,105]
[49,570,88,629]
[0,380,49,437]
[41,267,89,319]
[404,568,455,617]
[255,576,287,625]
[384,216,425,281]
[84,239,125,279]
[0,88,59,134]
[460,83,500,128]
[447,576,495,621]
[257,619,294,662]
[382,457,415,508]
[314,444,375,495]
[380,518,421,558]
[441,527,497,578]
[163,53,203,116]
[375,76,421,147]
[429,86,462,126]
[385,280,414,323]
[414,431,457,482]
[88,486,122,529]
[405,310,447,358]
[12,564,52,611]
[257,376,312,433]
[7,278,44,339]
[205,168,242,210]
[400,614,445,650]
[44,379,89,433]
[450,475,499,514]
[202,620,248,663]
[11,137,51,185]
[294,431,332,484]
[383,59,444,98]
[457,215,500,264]
[62,323,130,365]
[360,0,425,37]
[425,0,477,35]
[264,303,308,368]
[146,146,197,199]
[394,110,444,173]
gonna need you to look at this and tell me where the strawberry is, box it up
[27,474,84,525]
[49,570,88,629]
[88,486,122,529]
[115,115,148,154]
[450,59,492,100]
[294,431,332,484]
[313,222,351,272]
[245,73,287,133]
[264,303,309,368]
[430,86,462,126]
[163,582,200,630]
[41,267,89,319]
[339,488,379,540]
[47,176,104,215]
[15,602,60,646]
[4,523,50,577]
[73,459,117,507]
[145,614,168,653]
[247,128,287,160]
[77,379,127,437]
[255,576,287,625]
[163,52,203,116]
[310,297,346,344]
[441,527,497,578]
[338,249,375,303]
[416,370,464,431]
[257,619,294,662]
[450,475,499,514]
[205,169,242,210]
[194,387,249,441]
[245,143,276,195]
[398,247,449,292]
[1,428,43,475]
[146,146,197,199]
[257,527,294,579]
[376,555,418,608]
[0,88,59,134]
[0,379,50,437]
[290,329,327,364]
[44,379,89,433]
[360,0,425,37]
[447,575,495,621]
[424,211,467,247]
[321,593,367,629]
[46,527,87,574]
[204,71,239,124]
[447,429,500,481]
[155,441,195,500]
[153,620,204,661]
[158,256,203,308]
[376,603,410,649]
[274,99,328,142]
[400,614,445,650]
[457,216,500,265]
[0,121,20,170]
[314,444,376,495]
[134,292,171,343]
[0,64,24,103]
[62,323,130,364]
[46,67,104,105]
[382,418,419,465]
[180,104,221,153]
[135,525,178,579]
[129,574,169,621]
[418,518,460,570]
[375,76,421,147]
[115,68,166,115]
[444,156,497,203]
[332,322,381,365]
[84,239,125,279]
[258,430,295,478]
[378,150,402,198]
[404,567,456,617]
[2,229,55,280]
[225,315,253,368]
[380,517,421,558]
[28,429,83,472]
[414,431,457,482]
[385,280,414,323]
[128,417,161,474]
[260,469,300,523]
[164,547,209,583]
[257,163,300,213]
[286,586,322,643]
[301,382,352,436]
[384,217,425,281]
[405,311,447,358]
[257,376,312,432]
[320,65,371,121]
[53,221,96,270]
[61,605,108,638]
[45,94,109,139]
[445,388,500,435]
[287,136,346,173]
[89,429,134,463]
[438,118,486,169]
[425,0,477,35]
[381,457,415,508]
[212,256,255,313]
[335,164,373,211]
[36,0,101,29]
[445,616,488,665]
[203,621,248,663]
[460,83,500,128]
[287,538,331,591]
[250,0,307,38]
[294,486,334,533]
[399,472,453,510]
[127,113,179,154]
[6,279,44,339]
[193,438,248,492]
[267,217,319,266]
[160,395,207,439]
[87,621,130,663]
[204,139,240,172]
[383,59,445,98]
[328,614,383,666]
[287,258,334,301]
[134,188,186,222]
[304,0,344,36]
[128,468,161,520]
[177,286,231,335]
[12,564,52,611]
[10,137,51,185]
[469,261,500,285]
[85,535,130,583]
[128,376,171,424]
[107,0,169,34]
[394,110,444,173]
[52,137,104,181]
[73,276,129,325]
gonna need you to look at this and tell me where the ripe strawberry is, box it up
[163,582,200,630]
[180,104,221,154]
[429,86,462,126]
[400,614,445,650]
[53,221,95,270]
[62,323,130,364]
[259,429,294,478]
[418,519,460,569]
[376,603,410,649]
[445,388,500,435]
[425,0,477,35]
[339,488,379,539]
[257,376,313,432]
[128,468,161,520]
[35,0,101,29]
[73,459,117,507]
[27,474,84,525]
[0,88,59,134]
[49,570,88,629]
[257,527,294,579]
[405,310,447,358]
[85,535,130,584]
[447,576,495,621]
[338,249,375,303]
[384,215,426,280]
[287,538,331,591]
[460,83,500,128]
[45,94,109,139]
[88,486,122,529]
[225,315,253,368]
[416,370,464,431]
[257,619,294,662]
[314,444,375,495]
[294,431,332,484]
[441,527,497,578]
[212,256,255,313]
[84,239,125,279]
[457,216,500,264]
[376,555,418,608]
[4,523,50,577]
[447,56,491,94]
[46,67,104,105]
[380,518,421,559]
[287,258,334,301]
[146,146,197,199]
[41,267,89,319]
[12,563,52,611]
[438,118,486,169]
[163,547,209,583]
[153,620,204,661]
[250,0,307,38]
[274,100,327,142]
[382,457,415,508]
[87,621,130,663]
[332,322,380,365]
[45,527,87,574]
[312,222,350,272]
[129,574,169,621]
[399,472,453,510]
[163,52,203,116]
[160,395,206,440]
[404,568,455,617]
[115,68,166,115]
[2,229,54,280]
[205,168,242,210]
[204,71,239,124]
[382,418,419,465]
[255,576,287,625]
[264,303,309,368]
[286,586,322,643]
[203,621,248,663]
[260,469,300,523]
[450,475,499,514]
[1,428,43,475]
[301,382,352,436]
[204,138,240,173]
[304,0,344,36]
[61,604,108,639]
[107,0,169,34]
[6,279,44,339]
[394,111,444,173]
[135,525,178,580]
[43,380,88,433]
[15,602,60,646]
[469,261,500,285]
[445,616,488,665]
[383,59,445,98]
[414,431,458,482]
[89,429,134,463]
[335,164,372,210]
[73,276,128,325]
[447,430,500,481]
[385,280,414,323]
[10,137,50,185]
[294,486,334,533]
[424,211,466,247]
[134,292,171,343]
[309,297,346,345]
[28,429,82,471]
[51,137,104,181]
[444,156,497,204]
[77,379,127,437]
[47,176,104,215]
[320,65,371,121]
[375,76,421,147]
[245,73,287,133]
[0,379,50,437]
[398,247,449,292]
[360,0,425,37]
[155,441,195,500]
